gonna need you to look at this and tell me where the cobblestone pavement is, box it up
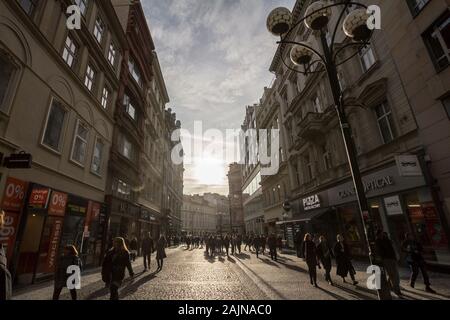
[12,246,450,300]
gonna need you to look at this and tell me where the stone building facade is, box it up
[181,194,216,235]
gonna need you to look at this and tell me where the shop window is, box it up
[71,119,89,165]
[42,99,68,152]
[0,52,18,113]
[375,102,397,144]
[423,10,450,72]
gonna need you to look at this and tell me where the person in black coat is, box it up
[129,235,138,262]
[223,235,231,256]
[254,235,261,258]
[53,245,82,300]
[334,234,358,285]
[0,210,12,301]
[141,232,154,272]
[102,237,134,300]
[156,235,167,271]
[295,232,303,258]
[267,233,278,261]
[401,233,435,293]
[316,236,334,286]
[302,233,319,287]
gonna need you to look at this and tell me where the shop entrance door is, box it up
[15,214,45,285]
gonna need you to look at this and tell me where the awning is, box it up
[276,208,329,225]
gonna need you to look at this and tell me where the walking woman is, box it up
[156,235,167,271]
[102,237,134,300]
[317,236,334,286]
[53,245,82,300]
[302,233,319,287]
[334,234,358,285]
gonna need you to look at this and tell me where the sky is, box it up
[142,0,295,195]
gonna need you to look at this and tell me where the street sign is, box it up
[4,152,32,169]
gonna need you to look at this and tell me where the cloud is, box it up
[142,0,295,195]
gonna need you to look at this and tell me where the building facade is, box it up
[259,0,450,264]
[181,194,216,235]
[227,163,245,234]
[0,0,126,285]
[203,192,230,234]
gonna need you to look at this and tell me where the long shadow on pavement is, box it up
[401,288,446,300]
[276,260,308,274]
[333,283,376,300]
[316,285,348,300]
[119,271,159,299]
[260,258,280,268]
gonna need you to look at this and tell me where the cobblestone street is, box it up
[13,246,450,301]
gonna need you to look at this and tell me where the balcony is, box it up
[297,112,328,140]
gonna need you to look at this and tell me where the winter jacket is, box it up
[54,254,82,288]
[102,248,134,287]
[0,244,12,300]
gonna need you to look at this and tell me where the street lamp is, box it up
[282,200,291,250]
[267,1,391,300]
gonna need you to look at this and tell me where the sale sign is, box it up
[45,217,64,273]
[29,187,51,209]
[1,177,28,212]
[48,191,68,217]
[0,210,21,264]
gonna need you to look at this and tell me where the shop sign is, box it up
[339,176,394,200]
[396,155,422,177]
[303,195,321,211]
[384,195,403,216]
[48,191,68,217]
[66,195,88,216]
[45,217,64,273]
[0,210,21,264]
[29,187,51,209]
[1,177,28,212]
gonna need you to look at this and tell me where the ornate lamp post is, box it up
[267,0,391,300]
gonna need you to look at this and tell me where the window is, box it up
[442,97,450,119]
[84,64,95,91]
[18,0,38,16]
[0,53,17,112]
[108,42,117,66]
[123,94,137,120]
[42,99,67,151]
[71,120,89,165]
[359,45,376,72]
[407,0,430,16]
[74,0,88,16]
[375,102,396,144]
[322,147,332,171]
[116,179,131,199]
[93,16,105,44]
[91,137,104,175]
[128,57,142,86]
[305,155,313,181]
[423,11,450,71]
[101,87,109,109]
[121,136,134,160]
[62,35,77,68]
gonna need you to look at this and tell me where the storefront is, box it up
[289,159,450,266]
[106,196,140,247]
[139,208,160,240]
[0,177,107,286]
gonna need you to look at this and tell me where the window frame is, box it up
[108,41,117,67]
[375,102,396,144]
[90,136,104,176]
[0,49,20,114]
[406,0,430,17]
[17,0,39,17]
[41,98,68,154]
[101,86,110,109]
[442,97,450,120]
[423,11,450,72]
[70,119,90,167]
[123,94,137,121]
[62,34,78,68]
[359,45,376,73]
[93,15,105,45]
[74,0,89,17]
[128,56,142,87]
[84,64,96,92]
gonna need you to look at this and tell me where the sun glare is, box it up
[193,156,226,186]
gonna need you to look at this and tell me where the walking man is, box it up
[141,232,154,272]
[268,233,278,261]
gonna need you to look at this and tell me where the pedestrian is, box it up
[261,235,267,255]
[224,235,230,256]
[302,234,319,287]
[53,245,82,300]
[334,234,358,286]
[0,210,12,301]
[209,236,215,256]
[156,235,167,271]
[102,237,134,300]
[374,231,401,295]
[277,236,283,251]
[141,232,154,272]
[237,234,242,254]
[317,235,334,286]
[130,234,138,262]
[268,233,278,261]
[254,235,261,258]
[402,233,436,293]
